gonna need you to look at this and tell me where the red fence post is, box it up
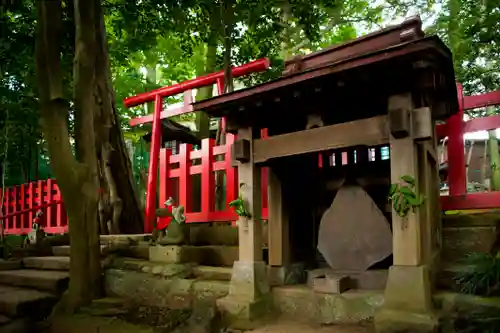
[28,181,34,226]
[145,94,164,234]
[201,138,215,221]
[225,133,238,214]
[179,144,193,214]
[447,83,467,195]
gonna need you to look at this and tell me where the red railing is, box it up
[2,80,500,235]
[439,87,500,210]
[0,179,67,235]
[125,58,271,232]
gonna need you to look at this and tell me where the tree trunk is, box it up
[35,0,101,311]
[92,0,144,235]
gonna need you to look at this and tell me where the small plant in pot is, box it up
[229,183,251,227]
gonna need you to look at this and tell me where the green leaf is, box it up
[229,199,242,207]
[399,186,416,198]
[388,184,398,196]
[401,175,415,185]
[407,196,423,207]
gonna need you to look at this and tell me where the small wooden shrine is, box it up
[193,16,457,332]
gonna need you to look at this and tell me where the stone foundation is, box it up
[217,261,272,328]
[374,265,438,333]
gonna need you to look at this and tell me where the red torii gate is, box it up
[124,59,270,232]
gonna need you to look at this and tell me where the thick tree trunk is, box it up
[35,0,101,312]
[92,0,144,235]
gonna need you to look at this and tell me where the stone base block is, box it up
[374,265,437,333]
[216,295,272,329]
[149,246,189,263]
[149,245,238,266]
[312,274,350,294]
[229,261,270,299]
[307,268,388,290]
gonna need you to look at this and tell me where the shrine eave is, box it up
[192,36,458,126]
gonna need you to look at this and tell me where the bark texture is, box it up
[35,0,142,311]
[36,0,101,311]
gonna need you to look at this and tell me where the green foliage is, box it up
[451,252,500,332]
[453,252,500,297]
[388,175,425,218]
[229,183,251,218]
[451,306,500,333]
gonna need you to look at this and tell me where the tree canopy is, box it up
[1,0,499,185]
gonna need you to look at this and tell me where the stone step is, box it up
[52,244,150,259]
[442,213,500,263]
[0,269,69,293]
[192,266,232,281]
[108,258,193,278]
[23,256,70,271]
[0,285,57,318]
[100,234,151,246]
[52,245,107,257]
[149,245,238,266]
[0,260,22,271]
[104,269,229,308]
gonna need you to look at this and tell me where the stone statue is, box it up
[25,210,46,247]
[153,197,189,245]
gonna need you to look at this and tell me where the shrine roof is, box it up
[192,19,458,132]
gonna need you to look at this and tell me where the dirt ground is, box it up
[246,322,375,333]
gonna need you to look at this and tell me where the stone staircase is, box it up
[0,229,238,331]
[437,212,500,291]
[0,256,69,331]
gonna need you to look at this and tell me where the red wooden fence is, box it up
[0,179,67,235]
[2,83,500,234]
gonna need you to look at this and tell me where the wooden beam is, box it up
[253,115,389,164]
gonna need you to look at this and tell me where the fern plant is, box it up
[229,183,251,218]
[451,252,500,333]
[388,175,425,218]
[453,252,500,297]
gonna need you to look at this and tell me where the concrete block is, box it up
[149,246,189,264]
[312,274,350,294]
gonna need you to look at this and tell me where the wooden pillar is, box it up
[389,94,422,266]
[237,127,263,262]
[267,169,290,266]
[218,126,271,322]
[375,93,438,333]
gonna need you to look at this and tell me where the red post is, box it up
[144,94,164,233]
[225,134,238,211]
[447,83,467,196]
[201,138,215,219]
[12,186,17,230]
[46,179,53,228]
[28,181,34,225]
[179,144,193,214]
